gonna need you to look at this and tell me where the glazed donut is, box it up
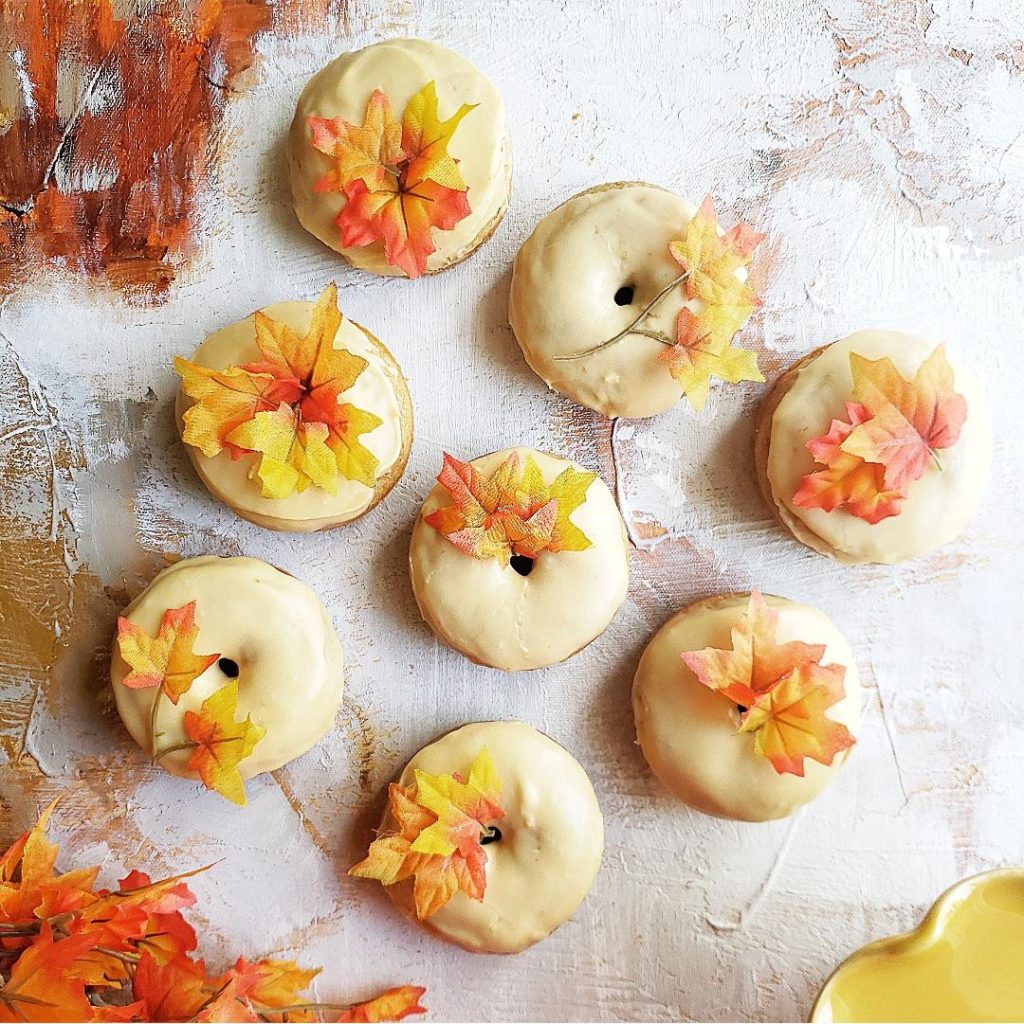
[175,284,412,533]
[755,330,992,564]
[358,721,604,954]
[112,556,344,802]
[288,38,511,277]
[409,447,629,670]
[633,592,860,822]
[509,181,762,418]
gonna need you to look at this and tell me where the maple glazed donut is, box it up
[174,283,412,533]
[288,37,511,277]
[350,720,604,953]
[509,181,765,418]
[111,556,344,806]
[408,447,630,671]
[754,330,992,564]
[633,591,860,822]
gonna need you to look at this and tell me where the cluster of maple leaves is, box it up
[350,748,506,920]
[116,601,263,806]
[0,802,426,1023]
[657,197,766,410]
[683,590,855,776]
[176,283,382,502]
[308,82,476,278]
[423,451,597,564]
[793,346,967,524]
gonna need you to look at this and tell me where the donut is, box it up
[509,182,764,418]
[633,591,860,822]
[754,329,992,564]
[111,556,344,805]
[174,283,412,533]
[288,38,511,278]
[350,721,604,953]
[408,447,629,670]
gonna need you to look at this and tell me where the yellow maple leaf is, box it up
[182,682,265,806]
[116,601,219,705]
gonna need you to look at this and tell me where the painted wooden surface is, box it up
[1,1,1023,1020]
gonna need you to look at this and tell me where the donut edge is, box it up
[753,344,857,564]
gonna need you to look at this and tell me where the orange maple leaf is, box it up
[132,951,213,1022]
[0,926,96,1023]
[308,81,476,277]
[116,601,219,705]
[839,345,967,490]
[682,590,855,776]
[0,799,98,928]
[0,805,426,1022]
[658,197,764,409]
[793,402,906,524]
[181,681,266,806]
[337,986,428,1023]
[350,747,505,919]
[176,283,382,499]
[424,451,596,565]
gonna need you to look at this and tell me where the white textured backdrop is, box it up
[2,1,1023,1020]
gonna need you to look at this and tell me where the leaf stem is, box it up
[555,270,689,361]
[153,741,198,761]
[149,687,165,757]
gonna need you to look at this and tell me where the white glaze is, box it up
[178,299,405,532]
[633,594,861,822]
[390,721,604,954]
[409,447,629,671]
[766,330,992,564]
[288,38,510,275]
[510,182,752,419]
[111,556,344,780]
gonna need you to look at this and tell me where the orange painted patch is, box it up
[0,0,273,302]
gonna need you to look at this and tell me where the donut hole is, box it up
[509,554,534,577]
[613,284,635,306]
[480,825,502,845]
[218,657,240,679]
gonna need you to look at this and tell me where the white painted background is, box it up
[2,1,1023,1020]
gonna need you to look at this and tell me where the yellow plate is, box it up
[809,869,1024,1022]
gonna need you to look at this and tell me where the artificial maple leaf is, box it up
[350,747,505,919]
[0,926,96,1023]
[738,661,853,776]
[131,951,212,1022]
[682,590,855,776]
[176,282,382,499]
[660,306,764,412]
[309,81,476,277]
[117,870,198,966]
[116,601,219,705]
[0,799,98,928]
[230,956,321,1007]
[337,986,428,1023]
[793,402,906,524]
[182,681,266,806]
[423,451,596,565]
[657,197,764,409]
[839,346,967,490]
[174,362,298,459]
